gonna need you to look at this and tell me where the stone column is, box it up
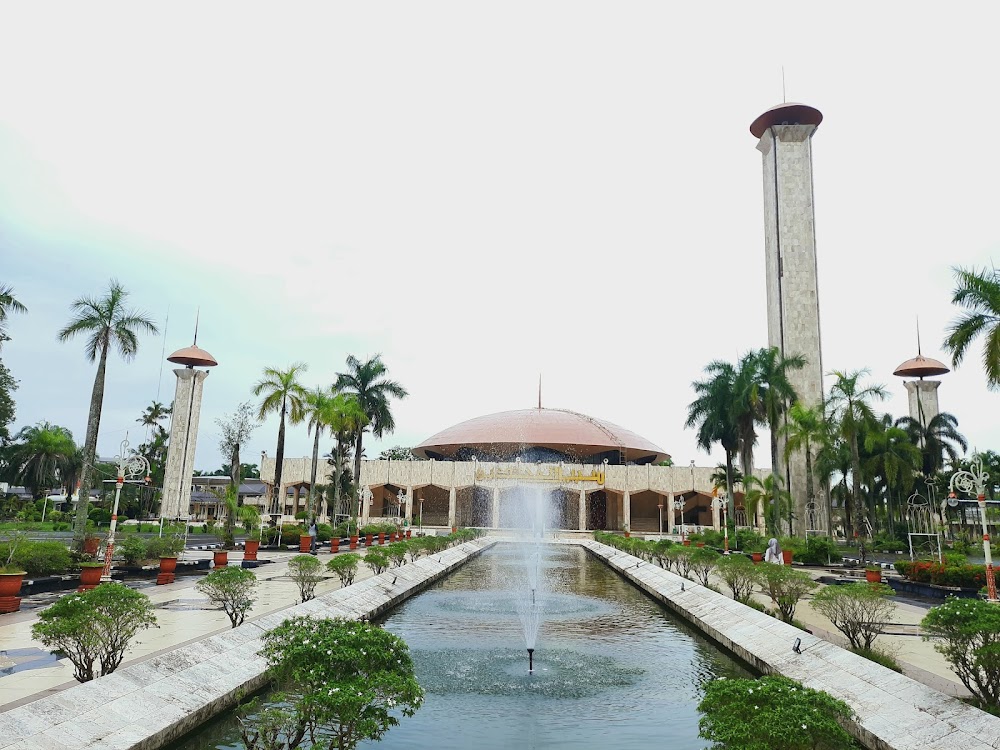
[160,369,209,520]
[492,487,501,529]
[712,496,721,531]
[361,488,371,525]
[905,380,942,431]
[405,487,413,522]
[579,489,587,531]
[448,487,457,529]
[754,104,825,536]
[667,492,676,534]
[623,491,631,533]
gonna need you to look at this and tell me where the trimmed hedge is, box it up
[895,560,997,590]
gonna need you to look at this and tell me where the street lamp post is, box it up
[102,436,151,583]
[949,454,998,602]
[715,494,729,553]
[674,495,686,543]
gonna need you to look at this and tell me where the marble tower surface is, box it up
[751,103,825,534]
[159,343,218,520]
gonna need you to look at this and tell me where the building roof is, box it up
[750,102,823,138]
[893,354,950,378]
[413,407,669,464]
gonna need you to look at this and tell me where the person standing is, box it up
[309,519,318,555]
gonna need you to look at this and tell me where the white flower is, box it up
[802,724,807,730]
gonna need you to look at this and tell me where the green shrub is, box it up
[315,523,334,542]
[698,675,856,750]
[689,547,721,586]
[733,528,765,553]
[13,540,73,576]
[895,560,996,590]
[197,567,258,628]
[386,542,409,568]
[145,535,185,558]
[117,536,147,566]
[717,554,759,604]
[812,582,896,650]
[796,535,841,565]
[327,553,361,587]
[922,596,1000,708]
[287,555,325,603]
[757,565,817,623]
[363,548,390,575]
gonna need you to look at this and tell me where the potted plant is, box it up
[78,560,105,591]
[0,531,27,613]
[299,532,312,553]
[349,517,359,550]
[83,533,102,556]
[748,541,765,563]
[779,536,800,565]
[213,548,229,568]
[378,531,386,545]
[243,529,261,561]
[865,565,883,584]
[623,523,631,539]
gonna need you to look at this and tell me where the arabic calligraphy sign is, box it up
[474,464,605,485]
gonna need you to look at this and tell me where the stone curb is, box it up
[581,539,1000,750]
[0,539,496,750]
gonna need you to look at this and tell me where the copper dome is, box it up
[413,408,669,464]
[893,354,949,378]
[750,102,824,138]
[167,344,218,368]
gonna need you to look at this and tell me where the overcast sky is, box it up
[2,2,999,474]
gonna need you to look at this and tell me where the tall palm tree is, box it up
[137,401,171,438]
[0,284,28,349]
[895,412,967,479]
[863,414,921,536]
[58,280,159,547]
[304,386,337,520]
[335,355,408,484]
[752,347,806,475]
[781,402,829,534]
[327,394,368,522]
[815,431,853,535]
[8,422,77,498]
[253,363,308,516]
[686,360,741,504]
[943,266,1000,388]
[827,369,887,538]
[744,473,791,537]
[732,352,763,488]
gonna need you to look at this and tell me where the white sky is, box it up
[2,2,999,473]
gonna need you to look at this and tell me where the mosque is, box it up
[259,405,758,534]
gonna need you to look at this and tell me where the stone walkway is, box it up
[0,546,379,711]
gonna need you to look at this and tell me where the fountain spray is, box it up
[527,648,534,673]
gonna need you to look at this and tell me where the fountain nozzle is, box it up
[527,648,534,673]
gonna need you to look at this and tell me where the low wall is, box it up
[581,539,1000,750]
[0,538,495,750]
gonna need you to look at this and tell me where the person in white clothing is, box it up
[764,537,784,565]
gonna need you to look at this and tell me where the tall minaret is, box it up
[159,339,218,521]
[751,102,825,535]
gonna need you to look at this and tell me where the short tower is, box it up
[894,347,949,434]
[751,102,825,534]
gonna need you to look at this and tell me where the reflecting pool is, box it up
[171,544,749,749]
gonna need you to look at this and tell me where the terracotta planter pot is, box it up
[159,557,178,574]
[751,552,763,563]
[451,527,457,534]
[696,542,706,548]
[406,530,411,539]
[243,540,259,561]
[83,537,100,556]
[330,539,339,553]
[213,550,229,568]
[866,569,882,584]
[299,535,311,553]
[350,535,358,550]
[0,572,24,613]
[365,534,373,547]
[782,550,794,565]
[378,532,385,545]
[624,531,631,538]
[683,540,691,547]
[78,566,103,591]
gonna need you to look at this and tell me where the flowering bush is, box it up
[239,616,423,750]
[894,560,996,590]
[922,596,1000,709]
[698,675,856,750]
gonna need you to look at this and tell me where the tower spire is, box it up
[916,315,922,356]
[192,307,200,346]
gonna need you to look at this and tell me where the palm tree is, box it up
[327,394,368,522]
[815,431,853,535]
[686,360,741,503]
[335,355,408,484]
[744,473,791,536]
[0,284,28,349]
[304,386,337,520]
[781,402,829,534]
[732,351,763,485]
[8,422,77,498]
[827,369,887,538]
[58,280,159,547]
[137,401,171,438]
[210,484,262,549]
[895,412,967,479]
[253,363,308,515]
[943,266,1000,388]
[863,414,921,536]
[752,347,806,475]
